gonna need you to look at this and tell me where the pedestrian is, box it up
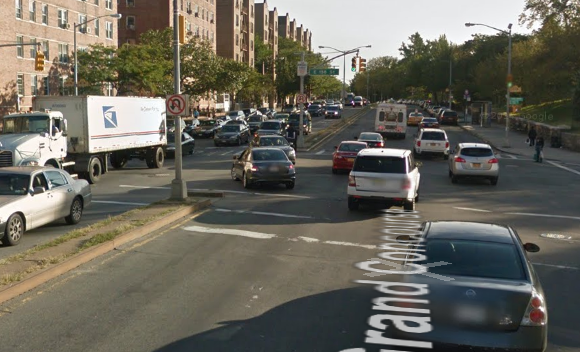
[285,124,297,149]
[528,126,537,146]
[193,109,199,119]
[534,135,544,162]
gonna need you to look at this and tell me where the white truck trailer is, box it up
[0,96,167,183]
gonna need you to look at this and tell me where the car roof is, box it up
[258,134,284,138]
[251,147,287,152]
[358,148,410,157]
[0,166,57,174]
[340,140,367,145]
[425,221,516,245]
[458,143,493,149]
[420,128,445,132]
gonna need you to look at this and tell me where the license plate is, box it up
[453,304,487,324]
[373,179,383,186]
[269,166,279,172]
[431,143,438,146]
[473,163,481,168]
[347,158,355,161]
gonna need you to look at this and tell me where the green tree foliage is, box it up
[519,0,580,28]
[76,44,118,94]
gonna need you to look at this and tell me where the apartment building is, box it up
[1,0,120,115]
[215,0,255,67]
[277,12,289,39]
[303,28,311,51]
[254,1,277,74]
[118,0,216,48]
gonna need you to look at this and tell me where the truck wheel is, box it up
[110,152,128,169]
[147,147,164,169]
[85,157,102,184]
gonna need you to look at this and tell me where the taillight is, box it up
[251,165,259,172]
[521,292,547,326]
[417,141,421,147]
[445,142,449,148]
[378,142,384,147]
[488,158,498,164]
[454,156,466,163]
[402,178,411,190]
[348,175,356,187]
[288,164,294,170]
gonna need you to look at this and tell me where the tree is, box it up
[573,70,580,129]
[76,44,118,94]
[519,0,580,28]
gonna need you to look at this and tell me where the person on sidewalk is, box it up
[534,135,544,162]
[528,126,537,146]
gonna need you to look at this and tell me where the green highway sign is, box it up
[510,97,524,105]
[309,68,339,75]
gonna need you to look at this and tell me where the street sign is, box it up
[166,94,189,116]
[309,68,339,75]
[510,85,522,93]
[296,94,307,104]
[510,97,524,105]
[297,61,308,77]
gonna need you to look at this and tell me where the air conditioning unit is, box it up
[195,12,199,17]
[86,27,92,34]
[127,24,135,30]
[210,19,214,24]
[65,23,71,29]
[187,9,192,14]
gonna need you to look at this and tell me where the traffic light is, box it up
[506,74,513,88]
[35,51,45,71]
[178,15,186,44]
[351,57,358,72]
[359,58,367,72]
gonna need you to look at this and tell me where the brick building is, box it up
[216,0,255,67]
[1,0,120,115]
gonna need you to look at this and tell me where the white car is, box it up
[347,148,421,211]
[449,143,499,185]
[413,128,450,159]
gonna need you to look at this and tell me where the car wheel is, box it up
[415,188,420,203]
[448,170,453,178]
[286,182,295,189]
[231,167,240,181]
[403,198,415,211]
[490,177,498,186]
[451,174,458,184]
[2,213,24,246]
[332,168,337,174]
[243,172,252,189]
[189,146,194,155]
[214,142,220,147]
[85,157,102,184]
[347,197,359,211]
[65,197,84,225]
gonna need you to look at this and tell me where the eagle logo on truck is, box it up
[103,106,118,128]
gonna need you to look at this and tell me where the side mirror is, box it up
[353,136,358,140]
[40,131,47,137]
[334,146,338,149]
[415,161,422,168]
[524,243,540,253]
[33,186,46,194]
[289,142,294,147]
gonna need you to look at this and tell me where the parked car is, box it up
[354,132,385,148]
[252,135,296,164]
[165,131,195,158]
[192,118,223,138]
[231,147,296,189]
[214,124,251,146]
[256,120,287,136]
[332,141,367,174]
[394,221,546,352]
[307,103,324,117]
[418,117,440,129]
[324,105,342,119]
[227,110,246,120]
[347,148,421,211]
[247,114,269,134]
[439,109,459,125]
[449,143,499,185]
[0,166,92,246]
[413,128,450,159]
[313,100,326,108]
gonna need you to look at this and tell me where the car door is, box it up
[234,149,249,178]
[28,172,56,229]
[241,125,249,142]
[44,170,74,219]
[407,155,420,195]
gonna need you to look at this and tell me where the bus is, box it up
[375,103,407,139]
[345,93,355,106]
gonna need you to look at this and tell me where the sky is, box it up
[268,0,535,83]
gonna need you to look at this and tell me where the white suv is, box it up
[347,149,421,211]
[413,128,450,159]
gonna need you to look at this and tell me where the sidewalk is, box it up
[458,120,579,164]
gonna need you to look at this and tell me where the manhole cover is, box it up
[540,233,573,240]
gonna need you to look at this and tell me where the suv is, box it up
[347,148,421,211]
[227,110,246,120]
[413,128,450,159]
[448,143,499,185]
[438,110,458,125]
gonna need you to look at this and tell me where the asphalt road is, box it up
[1,105,579,351]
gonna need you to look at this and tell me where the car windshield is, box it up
[200,120,216,126]
[259,137,289,146]
[227,120,243,124]
[308,104,321,109]
[359,133,381,141]
[353,156,406,173]
[326,106,339,111]
[221,125,239,133]
[260,122,280,129]
[422,118,437,123]
[421,131,446,140]
[461,147,494,157]
[444,111,458,117]
[419,240,526,280]
[248,115,263,122]
[410,113,423,117]
[252,149,287,161]
[339,143,366,152]
[228,111,241,117]
[275,114,289,119]
[2,115,50,134]
[0,174,30,195]
[354,97,362,101]
[258,108,268,113]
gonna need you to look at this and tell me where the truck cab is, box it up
[0,111,68,168]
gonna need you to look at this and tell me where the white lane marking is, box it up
[315,150,326,155]
[506,212,580,221]
[533,262,579,270]
[119,185,312,199]
[92,200,149,206]
[547,160,580,177]
[220,150,236,156]
[120,185,169,190]
[205,147,218,149]
[453,207,492,213]
[298,236,320,242]
[214,208,315,219]
[506,154,517,159]
[183,225,277,239]
[323,241,377,249]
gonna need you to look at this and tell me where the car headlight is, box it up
[289,149,295,155]
[230,135,238,139]
[21,160,40,166]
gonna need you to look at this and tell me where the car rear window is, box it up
[353,156,407,174]
[339,143,366,152]
[360,133,381,141]
[443,111,458,117]
[461,147,493,157]
[260,122,280,129]
[421,131,446,140]
[248,115,263,122]
[252,149,287,161]
[419,240,525,280]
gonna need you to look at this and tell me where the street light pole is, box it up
[449,60,452,109]
[74,13,122,96]
[297,51,305,149]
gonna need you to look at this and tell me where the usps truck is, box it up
[0,96,167,183]
[375,103,408,139]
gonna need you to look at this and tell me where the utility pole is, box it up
[366,72,370,101]
[449,60,452,109]
[505,25,513,147]
[297,51,306,149]
[170,0,186,200]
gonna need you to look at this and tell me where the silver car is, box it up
[0,166,92,246]
[448,143,499,185]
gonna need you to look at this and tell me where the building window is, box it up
[41,4,48,24]
[194,4,199,15]
[186,1,191,12]
[29,1,36,21]
[79,14,87,32]
[17,74,24,96]
[42,40,49,59]
[236,54,239,61]
[265,16,267,26]
[127,0,135,7]
[209,12,214,23]
[16,36,24,58]
[29,38,37,58]
[251,5,253,17]
[127,16,135,29]
[210,0,213,4]
[105,21,113,39]
[43,76,50,95]
[265,30,268,40]
[251,58,254,66]
[194,26,199,37]
[235,14,239,27]
[251,40,253,50]
[186,21,191,32]
[94,19,100,36]
[31,75,38,96]
[209,31,214,42]
[94,0,99,5]
[58,9,68,28]
[251,23,253,33]
[15,0,22,19]
[59,76,70,96]
[105,0,112,10]
[235,34,239,46]
[58,43,69,63]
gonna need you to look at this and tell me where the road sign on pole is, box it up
[166,94,189,116]
[309,68,339,75]
[297,61,308,77]
[296,94,307,104]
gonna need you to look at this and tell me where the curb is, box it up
[0,199,212,305]
[306,108,370,151]
[459,124,524,156]
[187,191,225,198]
